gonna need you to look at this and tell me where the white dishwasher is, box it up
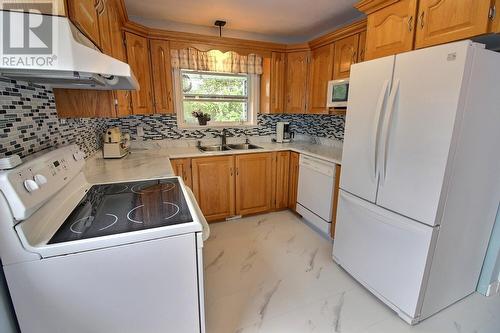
[296,154,336,236]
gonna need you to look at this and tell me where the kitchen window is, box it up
[175,70,259,128]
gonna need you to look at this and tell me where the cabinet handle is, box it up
[408,16,413,32]
[419,11,425,29]
[489,5,497,21]
[230,167,233,177]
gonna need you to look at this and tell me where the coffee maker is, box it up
[276,122,293,143]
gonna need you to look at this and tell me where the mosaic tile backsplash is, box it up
[0,79,108,158]
[107,113,345,141]
[0,79,345,159]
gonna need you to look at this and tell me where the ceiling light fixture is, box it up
[214,20,226,37]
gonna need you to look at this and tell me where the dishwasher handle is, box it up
[299,155,336,177]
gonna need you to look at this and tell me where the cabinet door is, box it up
[288,152,300,211]
[358,31,367,62]
[96,0,112,55]
[1,1,67,15]
[68,0,100,46]
[308,44,334,114]
[125,32,154,115]
[415,0,492,48]
[192,156,235,222]
[333,35,359,79]
[54,89,115,118]
[150,40,175,114]
[273,151,290,210]
[285,51,310,114]
[235,153,273,215]
[108,0,131,117]
[171,158,192,188]
[492,0,500,33]
[331,164,341,239]
[270,52,286,114]
[365,0,418,60]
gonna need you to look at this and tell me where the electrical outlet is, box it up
[137,126,144,137]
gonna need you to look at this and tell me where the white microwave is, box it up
[326,78,349,108]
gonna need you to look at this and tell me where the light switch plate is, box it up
[137,126,144,137]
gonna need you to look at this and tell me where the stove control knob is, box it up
[24,179,40,193]
[34,174,48,186]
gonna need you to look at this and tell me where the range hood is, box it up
[0,11,139,90]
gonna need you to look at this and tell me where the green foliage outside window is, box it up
[182,71,249,124]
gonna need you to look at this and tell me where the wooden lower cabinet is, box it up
[273,151,290,210]
[288,152,300,211]
[331,164,342,239]
[191,156,235,222]
[170,158,192,188]
[235,153,273,215]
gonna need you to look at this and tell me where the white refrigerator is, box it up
[332,40,500,324]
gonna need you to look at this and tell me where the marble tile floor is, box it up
[203,210,500,333]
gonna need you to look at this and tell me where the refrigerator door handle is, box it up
[380,79,400,184]
[371,80,390,180]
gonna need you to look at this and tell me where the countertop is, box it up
[84,138,343,185]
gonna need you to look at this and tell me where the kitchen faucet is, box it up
[218,128,228,146]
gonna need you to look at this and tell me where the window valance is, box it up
[170,48,263,75]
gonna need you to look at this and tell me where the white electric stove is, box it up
[0,145,207,333]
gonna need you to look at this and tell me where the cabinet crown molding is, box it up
[355,0,402,14]
[308,18,367,49]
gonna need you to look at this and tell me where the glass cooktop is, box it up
[49,178,193,244]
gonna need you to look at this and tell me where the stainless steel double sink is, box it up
[198,143,263,152]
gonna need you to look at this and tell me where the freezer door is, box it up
[377,41,473,226]
[333,191,437,318]
[340,55,395,203]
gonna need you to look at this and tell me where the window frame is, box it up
[174,69,259,129]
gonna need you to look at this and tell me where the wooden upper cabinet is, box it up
[67,0,101,46]
[270,52,286,114]
[358,30,367,62]
[96,0,113,55]
[415,0,493,49]
[288,151,300,211]
[359,0,418,60]
[493,0,500,33]
[285,51,310,114]
[333,34,360,79]
[150,40,175,114]
[125,32,154,115]
[192,156,235,222]
[54,89,115,118]
[260,57,271,114]
[107,0,131,117]
[1,1,67,15]
[235,153,273,215]
[273,151,290,210]
[307,44,334,114]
